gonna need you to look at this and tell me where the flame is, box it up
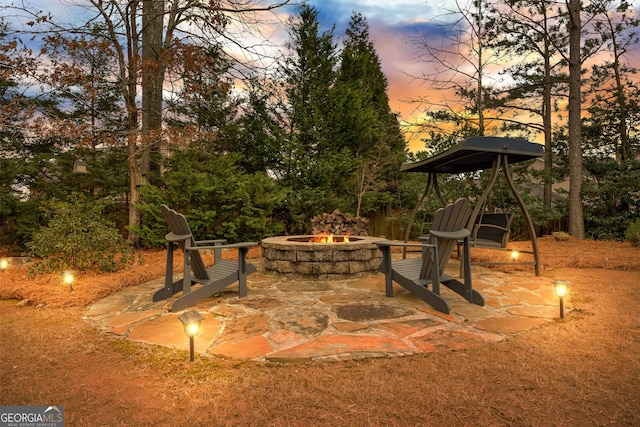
[310,231,332,243]
[310,232,350,243]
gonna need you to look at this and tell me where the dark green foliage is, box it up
[0,157,23,250]
[0,140,130,251]
[254,6,406,231]
[336,12,406,216]
[165,44,242,157]
[582,158,640,240]
[134,149,287,246]
[3,5,638,249]
[27,194,135,273]
[283,4,337,159]
[0,20,131,251]
[583,0,640,164]
[235,85,286,174]
[625,218,640,246]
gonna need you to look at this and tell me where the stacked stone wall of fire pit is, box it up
[261,235,383,278]
[311,209,369,236]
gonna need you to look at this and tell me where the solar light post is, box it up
[178,310,205,362]
[553,280,568,319]
[0,259,8,272]
[62,270,75,292]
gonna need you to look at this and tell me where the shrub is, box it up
[625,218,640,247]
[133,152,287,247]
[583,159,640,240]
[27,194,137,274]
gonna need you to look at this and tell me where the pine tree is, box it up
[282,4,338,167]
[336,12,405,216]
[584,0,639,163]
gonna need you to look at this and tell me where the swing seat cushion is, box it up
[471,212,514,249]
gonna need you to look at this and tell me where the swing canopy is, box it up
[400,137,544,174]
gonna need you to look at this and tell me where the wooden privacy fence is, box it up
[367,209,409,240]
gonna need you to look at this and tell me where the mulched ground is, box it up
[1,235,637,308]
[1,236,639,426]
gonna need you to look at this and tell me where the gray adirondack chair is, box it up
[376,198,485,314]
[153,205,258,312]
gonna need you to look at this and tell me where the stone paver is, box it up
[474,316,548,334]
[267,334,416,361]
[409,328,488,352]
[209,336,273,359]
[84,260,569,362]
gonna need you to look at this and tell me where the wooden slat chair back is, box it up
[160,205,209,280]
[160,205,210,281]
[376,198,484,314]
[421,198,471,281]
[153,205,258,312]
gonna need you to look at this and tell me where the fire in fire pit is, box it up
[307,232,350,243]
[261,235,383,278]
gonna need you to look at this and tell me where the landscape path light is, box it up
[0,258,8,272]
[62,270,76,292]
[178,310,205,362]
[553,280,569,319]
[510,250,519,261]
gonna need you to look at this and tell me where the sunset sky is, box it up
[16,0,640,152]
[285,0,448,152]
[295,0,640,152]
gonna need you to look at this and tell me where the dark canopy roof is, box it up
[401,137,544,174]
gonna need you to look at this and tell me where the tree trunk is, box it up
[126,90,142,246]
[567,0,585,239]
[542,13,553,211]
[611,30,629,163]
[126,9,143,247]
[125,0,165,248]
[142,0,164,171]
[128,145,144,247]
[476,0,485,136]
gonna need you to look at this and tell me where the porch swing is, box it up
[469,201,514,250]
[401,136,543,276]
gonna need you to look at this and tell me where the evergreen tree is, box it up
[236,79,288,174]
[281,3,337,170]
[336,12,406,216]
[275,4,341,232]
[493,0,569,213]
[583,0,640,163]
[165,44,241,155]
[0,18,35,249]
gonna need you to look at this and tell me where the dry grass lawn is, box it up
[1,236,639,426]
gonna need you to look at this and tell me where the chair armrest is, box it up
[430,228,470,240]
[165,232,191,242]
[185,241,258,251]
[194,239,227,246]
[375,241,436,249]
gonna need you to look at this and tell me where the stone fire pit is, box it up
[261,235,384,278]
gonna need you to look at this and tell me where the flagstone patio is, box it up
[84,259,565,362]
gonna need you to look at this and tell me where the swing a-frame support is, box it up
[402,137,543,276]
